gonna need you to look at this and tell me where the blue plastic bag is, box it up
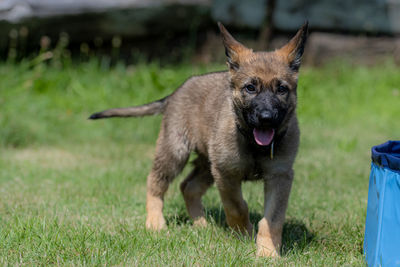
[364,141,400,267]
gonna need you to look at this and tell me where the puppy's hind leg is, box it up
[180,157,213,226]
[146,126,190,231]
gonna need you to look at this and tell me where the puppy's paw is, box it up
[256,245,280,258]
[193,217,207,227]
[145,215,166,231]
[256,234,280,258]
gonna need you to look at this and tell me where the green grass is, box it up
[0,59,399,265]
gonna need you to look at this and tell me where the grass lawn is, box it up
[0,59,399,265]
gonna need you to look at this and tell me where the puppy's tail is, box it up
[88,96,168,120]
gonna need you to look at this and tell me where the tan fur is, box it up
[90,22,308,257]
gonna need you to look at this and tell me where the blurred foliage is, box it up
[1,49,399,148]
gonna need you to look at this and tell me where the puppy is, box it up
[90,22,308,257]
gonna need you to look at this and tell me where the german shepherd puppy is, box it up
[90,22,308,257]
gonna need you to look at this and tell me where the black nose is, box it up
[259,110,273,122]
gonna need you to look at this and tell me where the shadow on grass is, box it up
[281,218,315,255]
[166,206,314,255]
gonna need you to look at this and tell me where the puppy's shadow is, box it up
[165,205,244,229]
[281,218,315,255]
[166,206,314,255]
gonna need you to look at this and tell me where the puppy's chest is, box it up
[243,157,270,181]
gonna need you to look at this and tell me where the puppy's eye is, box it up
[277,85,289,95]
[245,84,256,94]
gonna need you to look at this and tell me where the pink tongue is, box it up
[253,128,275,146]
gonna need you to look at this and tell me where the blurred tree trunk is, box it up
[257,0,276,50]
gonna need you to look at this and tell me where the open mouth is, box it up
[253,128,275,146]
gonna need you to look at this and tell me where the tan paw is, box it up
[145,214,166,231]
[256,245,280,258]
[256,234,280,258]
[193,217,207,227]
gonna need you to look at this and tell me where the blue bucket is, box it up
[364,141,400,267]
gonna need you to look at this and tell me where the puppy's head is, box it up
[218,22,308,146]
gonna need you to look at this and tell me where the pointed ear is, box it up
[218,22,252,71]
[277,22,309,72]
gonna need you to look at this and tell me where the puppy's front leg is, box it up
[256,170,293,257]
[213,168,253,235]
